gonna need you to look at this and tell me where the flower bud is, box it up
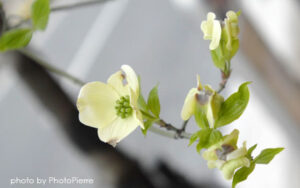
[201,12,222,50]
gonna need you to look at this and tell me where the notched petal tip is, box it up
[107,138,118,147]
[121,64,139,95]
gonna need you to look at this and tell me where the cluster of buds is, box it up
[202,129,250,180]
[201,11,240,76]
[181,75,224,129]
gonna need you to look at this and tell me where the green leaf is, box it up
[207,129,222,147]
[196,129,222,152]
[210,93,224,120]
[230,40,239,59]
[196,129,211,152]
[141,120,154,136]
[0,28,33,52]
[189,131,200,146]
[138,94,148,112]
[214,82,251,128]
[247,144,257,158]
[232,162,255,188]
[254,148,284,164]
[137,76,149,112]
[31,0,50,30]
[211,46,226,71]
[194,104,209,129]
[147,85,160,118]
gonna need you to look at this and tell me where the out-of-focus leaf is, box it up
[31,0,50,30]
[254,148,284,164]
[0,28,33,51]
[232,162,255,188]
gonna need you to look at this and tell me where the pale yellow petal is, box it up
[226,10,238,22]
[121,65,139,95]
[128,88,144,129]
[226,141,247,161]
[181,88,199,120]
[208,159,225,169]
[221,157,250,180]
[134,110,144,129]
[209,20,221,50]
[196,74,203,90]
[107,70,130,96]
[207,12,216,21]
[97,116,140,146]
[201,21,210,40]
[77,82,119,128]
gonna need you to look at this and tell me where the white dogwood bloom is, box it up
[77,65,144,147]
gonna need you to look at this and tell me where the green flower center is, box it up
[115,95,133,119]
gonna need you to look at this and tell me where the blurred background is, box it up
[0,0,300,187]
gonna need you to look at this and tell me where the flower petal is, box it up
[121,65,139,95]
[107,70,130,96]
[129,88,144,129]
[181,88,199,120]
[226,141,247,161]
[77,82,119,128]
[221,157,250,180]
[97,116,140,146]
[209,20,221,50]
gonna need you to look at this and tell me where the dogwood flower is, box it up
[200,12,221,50]
[181,75,223,127]
[202,129,250,180]
[77,65,144,147]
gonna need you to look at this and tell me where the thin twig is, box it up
[180,120,189,132]
[155,119,191,139]
[51,0,110,12]
[18,49,85,86]
[217,70,230,94]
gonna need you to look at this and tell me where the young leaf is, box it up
[189,131,200,146]
[210,93,224,120]
[138,94,148,112]
[214,82,251,128]
[0,28,33,51]
[194,105,209,129]
[196,129,211,152]
[31,0,50,30]
[246,144,257,158]
[141,120,154,136]
[254,148,284,164]
[211,45,226,71]
[207,129,222,147]
[232,162,255,188]
[137,76,149,112]
[230,40,239,59]
[147,85,160,117]
[196,129,222,152]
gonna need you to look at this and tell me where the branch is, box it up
[18,49,192,139]
[217,70,230,94]
[156,119,192,139]
[51,0,110,12]
[19,49,85,86]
